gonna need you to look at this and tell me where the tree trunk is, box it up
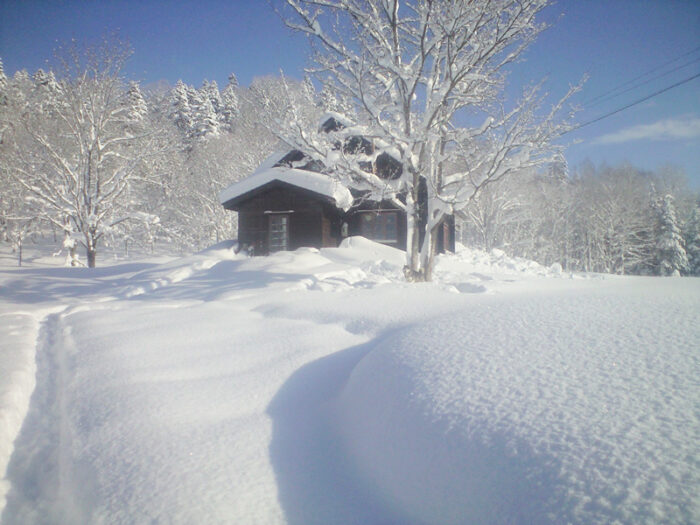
[422,222,441,282]
[69,244,78,267]
[404,209,425,281]
[403,194,425,281]
[87,248,97,268]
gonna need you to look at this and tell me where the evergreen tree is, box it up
[190,88,220,139]
[654,194,689,276]
[0,58,7,104]
[127,81,148,122]
[547,153,569,183]
[10,70,32,107]
[683,205,700,276]
[32,69,61,96]
[201,80,222,117]
[302,75,315,101]
[220,73,239,131]
[170,80,194,135]
[32,69,63,114]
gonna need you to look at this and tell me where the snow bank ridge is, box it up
[333,284,700,524]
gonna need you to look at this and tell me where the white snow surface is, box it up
[0,238,698,524]
[218,165,354,211]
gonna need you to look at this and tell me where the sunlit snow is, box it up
[0,239,698,524]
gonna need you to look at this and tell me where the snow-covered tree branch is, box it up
[280,0,580,280]
[2,38,169,267]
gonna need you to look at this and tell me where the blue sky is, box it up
[1,0,699,185]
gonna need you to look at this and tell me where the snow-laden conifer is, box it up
[170,80,194,135]
[32,69,59,91]
[220,73,239,131]
[190,88,220,139]
[127,81,148,122]
[31,69,63,114]
[683,205,700,276]
[655,194,689,276]
[0,58,7,98]
[319,81,353,115]
[201,80,222,117]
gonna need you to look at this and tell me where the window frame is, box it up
[359,210,399,244]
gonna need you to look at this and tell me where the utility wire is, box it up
[563,71,700,135]
[582,45,700,106]
[585,55,700,108]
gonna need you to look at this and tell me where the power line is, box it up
[585,55,700,108]
[563,71,700,135]
[582,45,700,106]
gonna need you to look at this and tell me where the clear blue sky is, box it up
[1,0,699,185]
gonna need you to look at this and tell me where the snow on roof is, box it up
[219,166,354,211]
[319,112,354,131]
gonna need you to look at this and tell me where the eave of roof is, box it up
[219,166,354,211]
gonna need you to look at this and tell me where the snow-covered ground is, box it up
[0,238,698,524]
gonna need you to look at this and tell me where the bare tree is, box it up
[280,0,579,280]
[3,38,167,267]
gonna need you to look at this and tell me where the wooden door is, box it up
[268,214,289,252]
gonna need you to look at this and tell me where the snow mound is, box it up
[337,236,405,261]
[122,242,242,298]
[444,244,560,276]
[335,282,700,524]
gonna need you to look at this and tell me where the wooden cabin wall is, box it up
[230,181,453,255]
[236,185,343,254]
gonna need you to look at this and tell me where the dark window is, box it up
[375,152,402,179]
[302,159,325,173]
[358,161,373,173]
[241,214,267,255]
[274,150,306,168]
[268,215,289,252]
[274,150,325,173]
[359,211,398,243]
[320,117,345,133]
[344,136,373,155]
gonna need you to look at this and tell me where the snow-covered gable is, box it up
[318,111,353,132]
[220,115,404,214]
[219,166,353,211]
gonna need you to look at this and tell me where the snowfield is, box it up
[0,238,698,524]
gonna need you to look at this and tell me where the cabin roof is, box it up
[219,166,354,211]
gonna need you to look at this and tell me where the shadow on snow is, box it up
[266,335,402,525]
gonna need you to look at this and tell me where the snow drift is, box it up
[335,281,700,524]
[1,239,698,524]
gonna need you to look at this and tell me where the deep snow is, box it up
[0,238,698,524]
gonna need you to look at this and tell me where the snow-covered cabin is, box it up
[219,116,454,255]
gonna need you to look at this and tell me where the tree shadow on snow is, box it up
[124,265,314,303]
[0,263,159,304]
[267,339,400,525]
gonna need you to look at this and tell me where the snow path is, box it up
[0,257,174,516]
[2,310,89,523]
[1,292,386,523]
[0,312,40,513]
